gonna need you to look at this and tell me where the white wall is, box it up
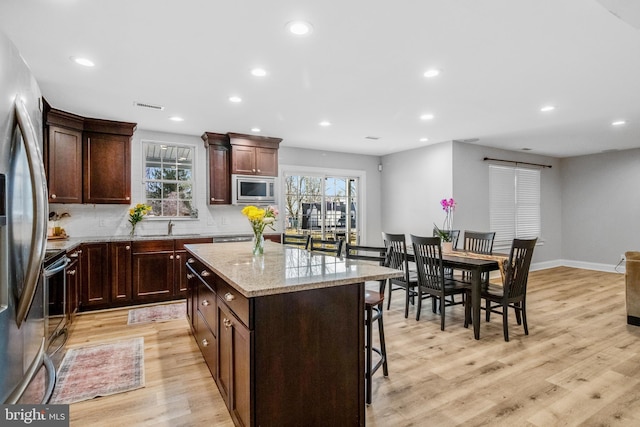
[380,141,454,240]
[561,148,640,267]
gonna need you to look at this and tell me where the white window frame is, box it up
[489,164,541,251]
[141,140,197,219]
[279,165,367,244]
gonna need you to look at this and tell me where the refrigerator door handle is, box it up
[14,97,48,328]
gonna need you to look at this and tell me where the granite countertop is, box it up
[185,241,403,298]
[44,233,260,253]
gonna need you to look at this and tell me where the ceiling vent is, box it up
[365,136,381,140]
[134,101,164,111]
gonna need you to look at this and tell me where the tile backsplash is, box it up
[49,204,279,238]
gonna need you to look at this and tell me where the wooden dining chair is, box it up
[345,243,388,404]
[308,237,343,257]
[482,238,537,341]
[281,232,310,249]
[411,235,470,330]
[382,232,419,318]
[458,230,497,288]
[463,230,496,254]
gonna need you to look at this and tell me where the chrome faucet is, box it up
[167,220,174,236]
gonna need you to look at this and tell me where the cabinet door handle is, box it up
[202,338,209,347]
[201,270,211,277]
[257,169,261,173]
[67,269,76,276]
[201,299,210,307]
[77,250,83,254]
[188,258,195,264]
[186,273,194,280]
[223,318,232,329]
[176,254,181,259]
[51,194,57,199]
[69,251,79,258]
[125,245,130,250]
[169,255,174,260]
[224,292,235,302]
[126,196,130,200]
[252,169,256,173]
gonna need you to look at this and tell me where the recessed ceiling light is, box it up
[287,21,313,36]
[420,113,434,121]
[522,147,532,151]
[251,127,261,132]
[251,68,267,77]
[169,116,184,122]
[612,120,626,126]
[419,137,429,142]
[540,105,555,112]
[423,69,440,78]
[70,56,95,67]
[319,121,331,127]
[229,96,242,103]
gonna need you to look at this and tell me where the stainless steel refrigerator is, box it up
[0,29,51,404]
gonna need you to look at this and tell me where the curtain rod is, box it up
[483,157,552,169]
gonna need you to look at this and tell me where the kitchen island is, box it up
[184,241,401,427]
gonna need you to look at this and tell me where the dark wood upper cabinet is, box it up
[45,109,84,203]
[202,132,231,205]
[83,118,136,204]
[228,132,281,177]
[44,106,136,205]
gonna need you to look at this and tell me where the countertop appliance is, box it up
[231,174,277,205]
[0,30,53,404]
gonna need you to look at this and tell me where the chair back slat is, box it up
[504,238,537,299]
[308,237,344,257]
[382,232,409,272]
[411,235,445,292]
[463,230,496,254]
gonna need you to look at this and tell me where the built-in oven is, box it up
[43,249,69,357]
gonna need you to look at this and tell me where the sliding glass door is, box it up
[283,173,359,244]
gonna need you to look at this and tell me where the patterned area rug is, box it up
[127,302,186,325]
[50,337,145,405]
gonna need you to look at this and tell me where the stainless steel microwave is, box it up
[232,174,277,205]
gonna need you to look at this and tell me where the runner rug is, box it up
[127,302,186,325]
[49,337,145,405]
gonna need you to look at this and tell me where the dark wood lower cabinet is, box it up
[80,242,110,309]
[132,240,174,301]
[186,253,365,427]
[80,237,212,312]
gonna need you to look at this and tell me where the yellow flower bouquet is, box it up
[241,205,278,255]
[128,203,152,236]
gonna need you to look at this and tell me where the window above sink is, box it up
[143,140,197,218]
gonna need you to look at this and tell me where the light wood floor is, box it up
[64,267,640,426]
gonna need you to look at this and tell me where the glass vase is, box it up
[130,224,136,237]
[252,232,265,255]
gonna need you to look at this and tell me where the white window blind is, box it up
[489,164,540,249]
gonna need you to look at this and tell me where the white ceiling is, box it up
[1,0,639,158]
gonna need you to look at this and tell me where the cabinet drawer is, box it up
[197,280,217,337]
[186,256,216,289]
[217,279,250,328]
[195,311,217,379]
[132,239,174,253]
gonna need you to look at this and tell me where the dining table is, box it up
[408,248,508,340]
